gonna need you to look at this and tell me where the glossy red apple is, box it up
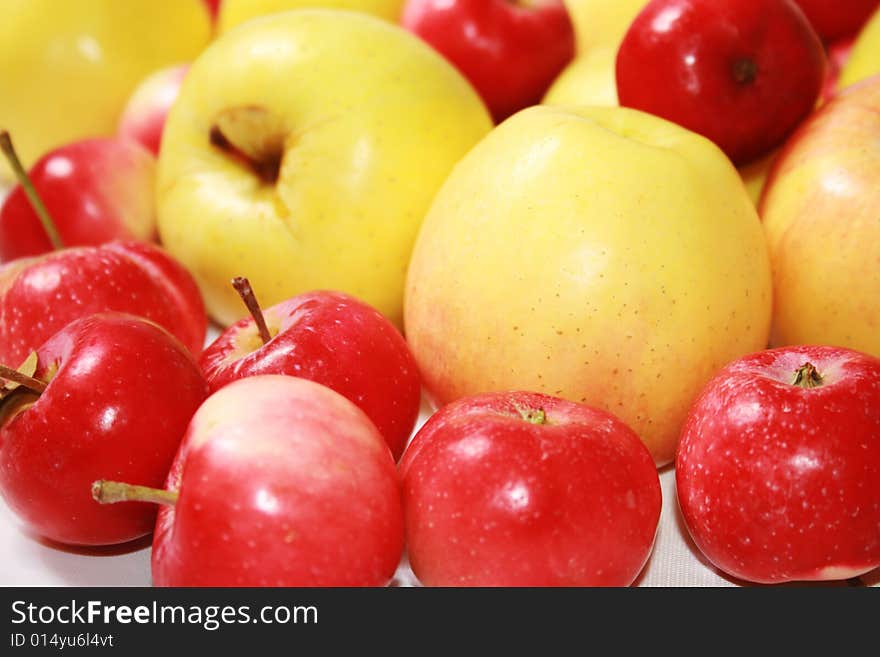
[401,0,575,122]
[0,313,209,546]
[795,0,879,41]
[676,345,880,584]
[400,391,662,586]
[0,240,207,365]
[200,281,420,460]
[96,375,404,586]
[118,65,189,157]
[616,0,827,165]
[0,132,157,261]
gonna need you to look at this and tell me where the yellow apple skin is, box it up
[0,0,210,181]
[219,0,404,32]
[838,7,880,88]
[564,0,648,52]
[405,106,772,465]
[157,11,492,327]
[543,46,618,107]
[738,150,778,207]
[759,75,880,357]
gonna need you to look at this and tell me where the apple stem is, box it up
[91,480,178,507]
[792,362,824,389]
[0,363,46,394]
[231,276,272,344]
[0,131,65,250]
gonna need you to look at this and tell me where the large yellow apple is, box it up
[218,0,404,32]
[0,0,210,181]
[564,0,648,52]
[759,75,880,356]
[157,10,491,327]
[838,7,880,88]
[543,46,619,107]
[405,105,772,465]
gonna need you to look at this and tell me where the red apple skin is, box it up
[400,391,662,586]
[616,0,827,165]
[0,313,209,546]
[152,375,404,587]
[0,138,157,262]
[401,0,575,122]
[821,37,855,101]
[795,0,879,41]
[203,0,221,20]
[0,241,207,365]
[118,65,189,157]
[200,291,420,460]
[676,345,880,584]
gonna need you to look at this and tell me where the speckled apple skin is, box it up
[400,391,662,586]
[676,345,880,584]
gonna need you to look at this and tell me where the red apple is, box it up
[676,345,880,584]
[200,282,420,460]
[0,313,209,546]
[794,0,880,41]
[401,0,575,122]
[616,0,827,165]
[0,240,207,365]
[118,65,189,157]
[0,133,157,261]
[821,36,855,101]
[98,375,402,586]
[400,391,662,586]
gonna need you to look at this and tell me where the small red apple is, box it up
[794,0,880,41]
[96,375,404,586]
[676,345,880,584]
[0,313,209,546]
[118,65,189,157]
[401,0,576,122]
[0,240,207,365]
[0,132,157,261]
[616,0,827,165]
[400,391,662,586]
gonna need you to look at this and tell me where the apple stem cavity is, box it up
[231,276,272,344]
[0,363,47,395]
[792,362,824,389]
[91,480,178,507]
[0,130,65,250]
[517,407,547,425]
[731,57,758,86]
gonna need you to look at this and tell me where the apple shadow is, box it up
[31,530,153,587]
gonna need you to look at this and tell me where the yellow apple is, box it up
[405,105,772,465]
[0,0,210,181]
[543,46,618,107]
[157,10,491,327]
[759,75,880,356]
[564,0,648,52]
[218,0,404,33]
[838,7,880,88]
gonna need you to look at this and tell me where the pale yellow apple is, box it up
[543,46,618,107]
[157,10,492,327]
[0,0,210,181]
[218,0,404,33]
[405,105,772,465]
[838,7,880,88]
[760,75,880,356]
[739,149,778,207]
[564,0,648,52]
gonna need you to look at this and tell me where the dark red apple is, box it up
[401,0,576,122]
[94,375,403,586]
[400,391,662,586]
[616,0,827,165]
[794,0,879,41]
[0,240,207,365]
[200,282,420,460]
[676,345,880,584]
[0,313,209,546]
[0,133,157,261]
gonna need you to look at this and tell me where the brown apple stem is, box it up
[0,363,46,394]
[792,362,824,389]
[231,276,272,344]
[0,131,64,250]
[91,480,178,507]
